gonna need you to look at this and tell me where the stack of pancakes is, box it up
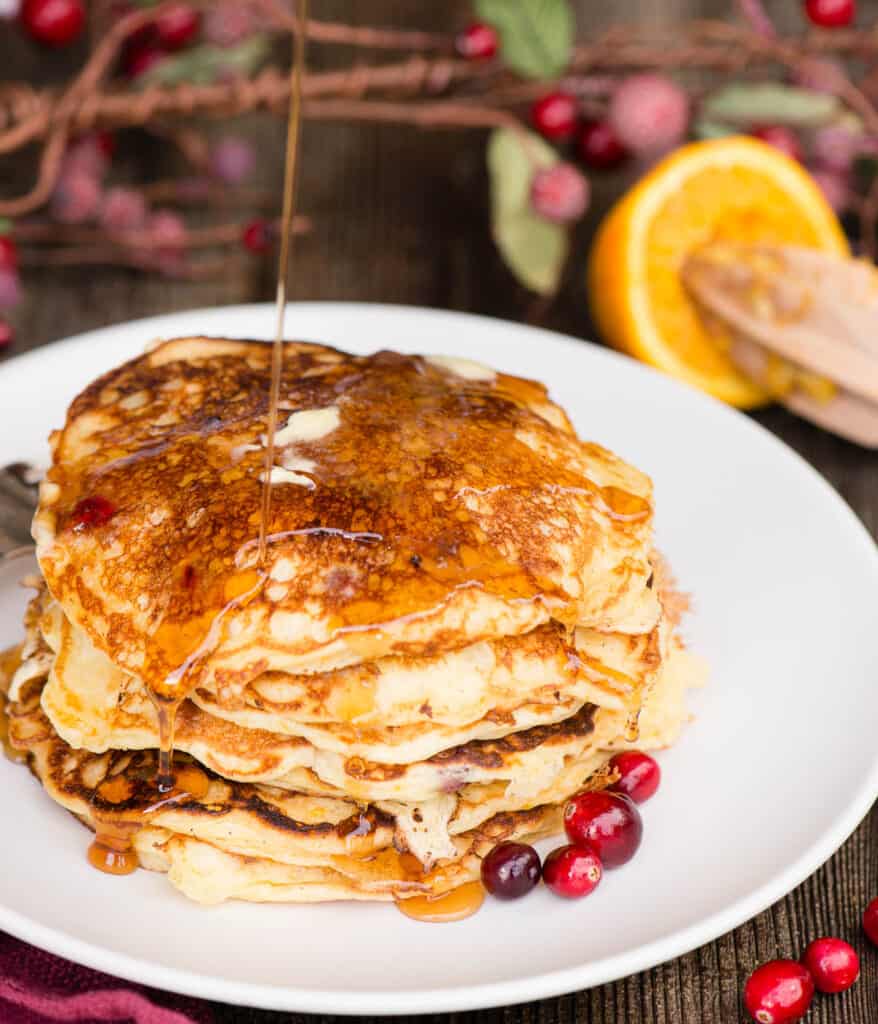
[3,338,703,905]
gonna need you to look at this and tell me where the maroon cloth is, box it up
[0,932,213,1024]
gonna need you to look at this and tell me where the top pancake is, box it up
[34,338,659,696]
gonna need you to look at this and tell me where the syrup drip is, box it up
[257,0,308,567]
[624,711,641,743]
[396,881,486,923]
[83,6,309,875]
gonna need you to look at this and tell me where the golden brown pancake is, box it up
[34,338,659,699]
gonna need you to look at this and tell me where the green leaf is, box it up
[0,218,11,237]
[475,0,573,79]
[487,128,568,295]
[140,36,270,87]
[702,83,839,127]
[692,120,737,141]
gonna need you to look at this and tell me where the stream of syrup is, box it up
[88,1,309,873]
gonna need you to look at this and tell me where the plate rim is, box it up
[1,300,877,1016]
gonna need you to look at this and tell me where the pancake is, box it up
[34,338,660,701]
[5,336,705,908]
[8,673,617,894]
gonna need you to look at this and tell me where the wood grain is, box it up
[2,2,876,1021]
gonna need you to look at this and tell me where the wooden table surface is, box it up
[2,2,877,1021]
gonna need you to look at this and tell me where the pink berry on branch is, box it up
[0,320,14,351]
[578,119,628,170]
[211,137,257,185]
[608,73,690,155]
[155,3,200,50]
[743,960,814,1023]
[812,124,861,172]
[530,163,590,224]
[0,237,18,272]
[51,172,101,224]
[63,135,110,180]
[202,3,255,46]
[100,187,148,233]
[20,0,85,46]
[752,126,804,162]
[801,937,859,993]
[810,166,850,211]
[149,209,186,251]
[531,92,578,142]
[454,21,498,60]
[0,269,21,311]
[804,0,855,28]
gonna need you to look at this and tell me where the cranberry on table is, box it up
[862,897,878,945]
[542,844,602,899]
[531,92,578,142]
[578,119,628,170]
[454,22,498,60]
[530,164,590,224]
[563,790,642,868]
[801,937,859,993]
[751,126,804,163]
[608,750,661,803]
[242,218,275,253]
[155,4,201,50]
[20,0,85,46]
[0,238,18,273]
[744,960,814,1023]
[481,842,541,900]
[804,0,855,27]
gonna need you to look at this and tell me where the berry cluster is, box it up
[479,750,659,902]
[743,898,878,1022]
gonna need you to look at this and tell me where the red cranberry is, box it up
[578,119,629,170]
[531,92,578,142]
[0,321,14,351]
[242,218,275,253]
[95,131,116,160]
[564,790,642,868]
[744,960,814,1023]
[608,750,661,803]
[530,164,590,224]
[542,844,602,899]
[70,496,116,531]
[864,897,878,945]
[752,126,804,162]
[480,842,541,900]
[454,22,498,60]
[155,4,200,50]
[801,937,859,993]
[0,238,18,272]
[20,0,85,46]
[804,0,855,27]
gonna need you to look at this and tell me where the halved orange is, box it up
[587,137,849,407]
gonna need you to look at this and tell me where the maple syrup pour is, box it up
[86,759,211,876]
[257,0,308,567]
[396,881,486,923]
[153,695,180,793]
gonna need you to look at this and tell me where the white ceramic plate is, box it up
[0,303,876,1016]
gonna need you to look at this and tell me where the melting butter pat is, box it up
[274,406,340,446]
[263,466,315,488]
[425,355,496,382]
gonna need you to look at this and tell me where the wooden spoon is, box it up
[681,242,878,448]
